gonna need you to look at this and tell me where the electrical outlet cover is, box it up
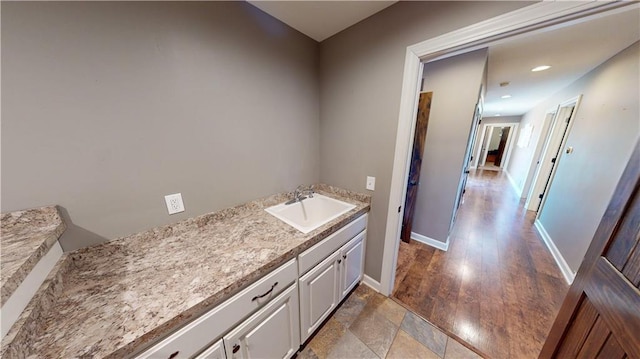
[366,176,376,191]
[164,193,185,215]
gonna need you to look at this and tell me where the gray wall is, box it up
[318,1,532,281]
[1,2,320,250]
[411,49,488,244]
[537,42,639,273]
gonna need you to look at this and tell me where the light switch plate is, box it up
[164,193,185,214]
[366,176,376,191]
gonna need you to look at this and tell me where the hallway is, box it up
[393,170,569,358]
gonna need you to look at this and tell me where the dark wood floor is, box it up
[392,170,569,358]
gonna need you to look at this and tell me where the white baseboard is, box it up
[504,169,523,197]
[361,274,381,292]
[410,232,449,251]
[534,220,575,284]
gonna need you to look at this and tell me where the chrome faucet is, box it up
[285,185,314,205]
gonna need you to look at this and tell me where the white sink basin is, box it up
[265,194,356,234]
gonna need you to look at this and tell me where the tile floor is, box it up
[297,285,482,359]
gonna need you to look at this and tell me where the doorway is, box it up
[474,122,519,171]
[380,1,637,296]
[525,96,581,213]
[401,91,433,243]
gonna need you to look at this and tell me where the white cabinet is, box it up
[224,284,300,359]
[299,228,366,342]
[195,339,226,359]
[136,260,297,359]
[299,251,341,342]
[340,231,366,299]
[136,213,367,359]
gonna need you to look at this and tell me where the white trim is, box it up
[535,95,583,217]
[470,123,489,169]
[524,108,560,208]
[379,1,633,296]
[1,241,63,338]
[477,122,519,169]
[410,232,449,252]
[361,274,381,293]
[504,169,522,197]
[534,220,575,284]
[500,123,519,170]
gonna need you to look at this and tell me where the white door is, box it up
[298,251,341,342]
[340,232,365,300]
[224,284,300,359]
[196,339,226,359]
[528,98,579,212]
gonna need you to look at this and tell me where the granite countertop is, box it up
[3,185,370,358]
[0,206,66,305]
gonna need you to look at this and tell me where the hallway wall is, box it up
[318,1,531,281]
[411,49,488,245]
[509,42,640,275]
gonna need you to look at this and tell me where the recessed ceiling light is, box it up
[501,95,512,99]
[531,65,551,72]
[495,114,501,117]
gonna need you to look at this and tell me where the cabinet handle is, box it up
[338,259,342,264]
[343,254,347,259]
[251,282,278,301]
[168,351,180,359]
[233,344,240,354]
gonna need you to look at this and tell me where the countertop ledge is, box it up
[0,205,67,306]
[2,185,370,358]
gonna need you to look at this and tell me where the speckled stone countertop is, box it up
[3,185,370,358]
[1,206,66,305]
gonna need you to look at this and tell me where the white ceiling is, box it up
[247,0,397,42]
[480,8,640,117]
[249,1,638,117]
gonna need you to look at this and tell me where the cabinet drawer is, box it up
[136,259,298,359]
[298,214,367,275]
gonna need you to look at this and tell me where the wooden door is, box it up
[401,92,432,242]
[495,126,510,166]
[540,140,640,358]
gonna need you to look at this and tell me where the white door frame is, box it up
[533,95,582,215]
[523,108,559,208]
[476,122,519,169]
[379,1,636,296]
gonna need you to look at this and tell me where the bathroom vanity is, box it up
[137,214,367,359]
[1,185,370,359]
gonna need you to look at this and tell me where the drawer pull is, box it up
[233,344,240,353]
[338,259,342,264]
[168,351,180,359]
[251,282,278,301]
[343,254,347,259]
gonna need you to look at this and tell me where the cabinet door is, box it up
[340,231,365,300]
[196,338,226,359]
[298,250,341,342]
[224,284,300,359]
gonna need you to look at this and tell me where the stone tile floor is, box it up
[297,285,482,359]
